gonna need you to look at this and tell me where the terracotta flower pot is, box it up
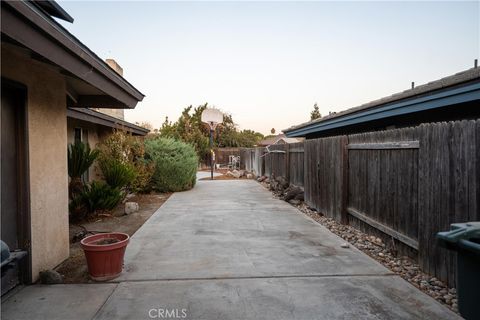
[80,232,129,281]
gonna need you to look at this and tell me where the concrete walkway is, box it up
[196,170,222,180]
[2,180,459,320]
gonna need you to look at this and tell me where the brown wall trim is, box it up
[67,108,149,136]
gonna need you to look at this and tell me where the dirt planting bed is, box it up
[55,193,170,283]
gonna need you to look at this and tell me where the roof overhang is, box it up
[1,1,145,109]
[285,80,480,137]
[34,0,74,23]
[67,108,150,136]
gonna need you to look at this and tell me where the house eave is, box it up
[67,108,150,136]
[1,1,145,109]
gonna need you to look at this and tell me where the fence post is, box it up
[341,135,349,225]
[285,144,290,184]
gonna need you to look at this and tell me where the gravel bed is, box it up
[260,181,459,314]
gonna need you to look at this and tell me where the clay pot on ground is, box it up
[80,232,129,281]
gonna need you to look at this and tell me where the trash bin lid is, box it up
[437,221,480,245]
[1,240,10,262]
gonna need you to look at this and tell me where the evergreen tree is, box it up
[156,103,264,158]
[310,103,321,120]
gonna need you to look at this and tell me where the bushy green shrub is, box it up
[145,138,198,192]
[98,158,136,190]
[130,158,155,193]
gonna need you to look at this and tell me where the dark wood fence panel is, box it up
[417,120,479,286]
[267,144,287,178]
[289,142,304,186]
[346,120,480,286]
[304,140,318,211]
[347,128,420,254]
[304,136,347,222]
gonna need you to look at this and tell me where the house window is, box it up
[74,127,82,143]
[74,127,89,144]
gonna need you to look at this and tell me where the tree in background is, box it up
[155,103,264,158]
[271,128,276,134]
[310,103,321,120]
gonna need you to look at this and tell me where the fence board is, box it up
[304,136,347,222]
[289,142,304,186]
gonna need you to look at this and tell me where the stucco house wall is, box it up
[1,44,69,281]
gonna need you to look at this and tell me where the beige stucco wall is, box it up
[1,44,69,281]
[92,107,125,120]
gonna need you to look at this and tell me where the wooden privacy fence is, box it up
[257,143,305,186]
[239,143,305,186]
[249,119,480,287]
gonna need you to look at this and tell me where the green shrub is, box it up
[145,138,198,192]
[97,130,155,193]
[98,158,136,190]
[130,158,155,193]
[71,181,123,215]
[67,141,99,198]
[68,141,99,178]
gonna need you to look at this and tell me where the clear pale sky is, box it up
[58,1,479,135]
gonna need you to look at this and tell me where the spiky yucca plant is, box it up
[68,141,99,198]
[98,158,136,190]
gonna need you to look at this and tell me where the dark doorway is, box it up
[1,80,30,295]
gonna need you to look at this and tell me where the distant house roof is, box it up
[284,67,480,137]
[1,0,145,109]
[257,134,303,146]
[67,108,150,136]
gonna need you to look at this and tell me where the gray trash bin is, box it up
[437,222,480,320]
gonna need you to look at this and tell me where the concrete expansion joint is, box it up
[91,283,120,319]
[110,272,397,284]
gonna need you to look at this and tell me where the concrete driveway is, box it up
[196,170,222,180]
[2,180,459,320]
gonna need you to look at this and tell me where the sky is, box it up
[58,1,479,135]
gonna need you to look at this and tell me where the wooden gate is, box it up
[347,139,420,250]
